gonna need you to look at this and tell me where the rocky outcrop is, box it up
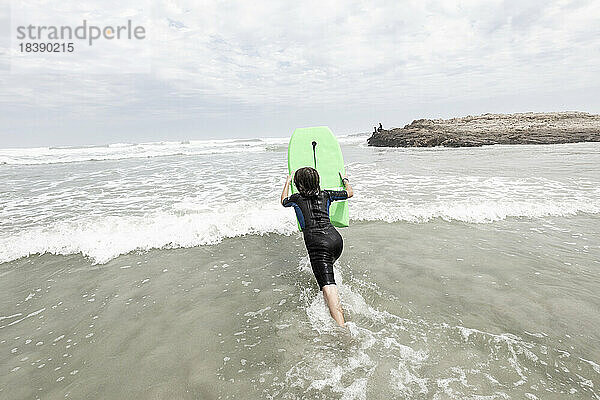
[367,112,600,147]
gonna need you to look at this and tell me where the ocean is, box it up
[1,136,599,399]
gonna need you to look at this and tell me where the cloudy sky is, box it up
[1,0,599,147]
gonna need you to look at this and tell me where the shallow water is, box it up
[1,138,599,399]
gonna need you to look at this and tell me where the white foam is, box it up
[348,170,600,224]
[2,142,599,265]
[0,201,297,264]
[0,211,585,266]
[580,358,600,374]
[0,308,45,329]
[0,137,289,165]
[290,259,434,398]
[3,188,596,265]
[0,134,371,165]
[283,252,600,398]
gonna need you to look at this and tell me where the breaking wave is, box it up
[1,194,598,265]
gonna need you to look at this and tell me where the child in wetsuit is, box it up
[280,167,354,327]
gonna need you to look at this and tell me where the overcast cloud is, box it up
[1,0,599,147]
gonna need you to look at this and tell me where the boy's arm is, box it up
[340,173,353,198]
[281,174,293,205]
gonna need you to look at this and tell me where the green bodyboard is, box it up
[287,126,349,230]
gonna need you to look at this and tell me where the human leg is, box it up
[322,284,345,327]
[304,228,346,326]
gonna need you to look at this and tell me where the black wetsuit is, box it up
[282,190,348,289]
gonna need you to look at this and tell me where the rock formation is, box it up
[367,112,600,147]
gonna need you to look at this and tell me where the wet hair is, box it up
[294,167,320,197]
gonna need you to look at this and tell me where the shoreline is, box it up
[367,111,600,147]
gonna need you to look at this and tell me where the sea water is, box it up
[1,137,599,399]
